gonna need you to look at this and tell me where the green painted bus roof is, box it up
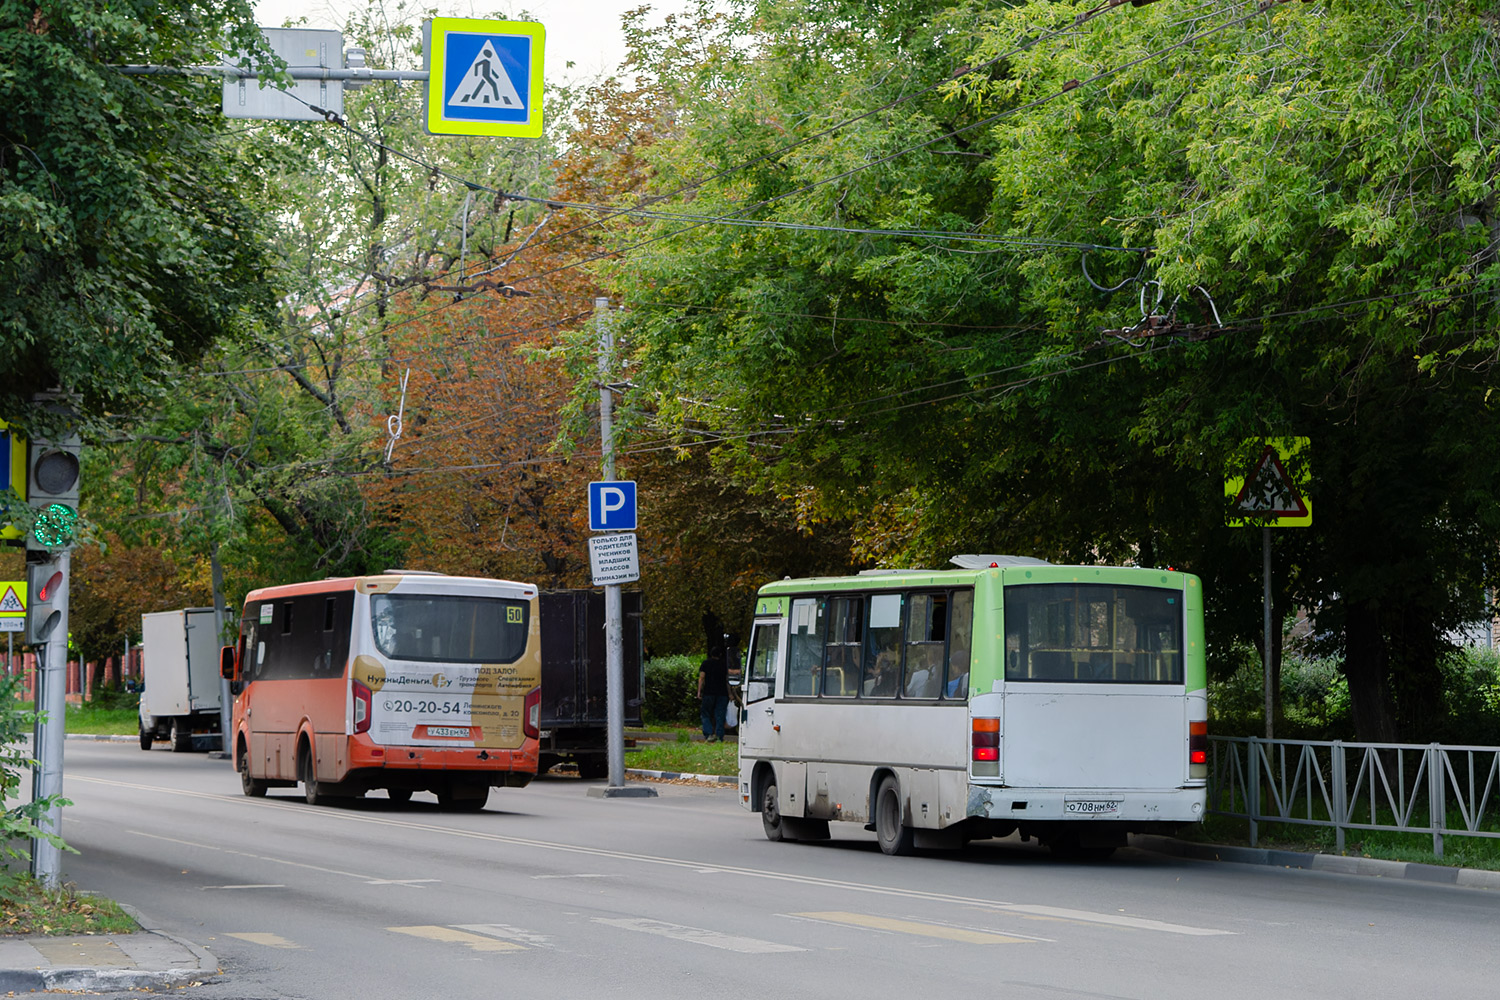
[756,564,1192,594]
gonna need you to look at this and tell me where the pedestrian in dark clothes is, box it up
[698,646,729,742]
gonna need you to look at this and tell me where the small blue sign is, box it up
[588,481,637,532]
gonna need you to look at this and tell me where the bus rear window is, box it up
[1004,584,1182,684]
[371,594,529,664]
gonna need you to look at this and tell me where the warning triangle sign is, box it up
[450,41,525,110]
[0,586,23,613]
[1233,447,1308,518]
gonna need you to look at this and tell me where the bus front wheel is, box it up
[875,777,914,856]
[761,779,786,842]
[238,749,268,797]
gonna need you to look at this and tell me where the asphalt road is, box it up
[52,742,1500,999]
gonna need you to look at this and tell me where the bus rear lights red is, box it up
[523,685,542,740]
[973,747,999,762]
[352,680,372,735]
[1189,720,1208,764]
[371,747,384,757]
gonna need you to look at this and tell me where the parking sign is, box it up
[588,481,637,532]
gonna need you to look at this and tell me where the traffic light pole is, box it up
[30,549,68,888]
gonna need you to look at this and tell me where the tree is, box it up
[0,0,279,432]
[579,0,1500,739]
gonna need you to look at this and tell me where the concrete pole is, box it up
[31,549,69,888]
[209,534,232,756]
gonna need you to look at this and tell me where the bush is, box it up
[643,654,701,726]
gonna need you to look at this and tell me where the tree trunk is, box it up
[1343,598,1398,742]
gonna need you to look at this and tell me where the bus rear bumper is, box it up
[346,738,539,787]
[966,784,1206,826]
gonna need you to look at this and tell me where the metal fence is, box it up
[1208,736,1500,857]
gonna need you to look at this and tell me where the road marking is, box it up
[793,911,1038,945]
[226,932,300,949]
[78,776,1235,937]
[202,884,285,890]
[996,904,1230,936]
[388,925,525,952]
[453,923,555,948]
[531,874,622,880]
[364,878,440,886]
[592,917,804,953]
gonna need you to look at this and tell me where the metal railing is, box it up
[1208,736,1500,857]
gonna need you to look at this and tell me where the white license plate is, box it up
[428,726,471,738]
[1064,799,1120,815]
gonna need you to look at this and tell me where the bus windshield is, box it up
[371,594,529,663]
[1004,583,1182,684]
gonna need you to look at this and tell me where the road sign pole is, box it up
[1263,526,1273,741]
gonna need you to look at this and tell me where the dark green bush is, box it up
[643,654,701,726]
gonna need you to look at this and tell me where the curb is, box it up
[0,906,218,995]
[625,768,737,785]
[64,733,137,742]
[1131,834,1500,889]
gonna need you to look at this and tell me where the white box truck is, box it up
[139,608,223,752]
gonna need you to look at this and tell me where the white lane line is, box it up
[202,884,285,890]
[592,917,804,954]
[127,829,431,888]
[453,924,556,948]
[80,776,1234,937]
[364,878,441,886]
[997,904,1231,937]
[531,874,622,880]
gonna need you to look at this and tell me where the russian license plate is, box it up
[1064,799,1120,815]
[428,726,471,738]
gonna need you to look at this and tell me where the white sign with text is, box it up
[588,532,640,586]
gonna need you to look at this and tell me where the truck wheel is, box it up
[138,726,153,751]
[238,750,268,798]
[170,718,191,753]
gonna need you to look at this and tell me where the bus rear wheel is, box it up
[438,785,488,812]
[875,776,914,856]
[300,745,330,806]
[387,788,413,805]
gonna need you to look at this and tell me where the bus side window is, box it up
[863,593,901,698]
[945,589,974,699]
[824,596,863,698]
[786,598,823,697]
[903,592,944,699]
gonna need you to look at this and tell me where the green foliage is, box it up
[0,0,280,433]
[643,654,702,725]
[0,678,72,863]
[0,874,138,935]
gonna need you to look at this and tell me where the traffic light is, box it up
[25,556,65,645]
[26,431,80,551]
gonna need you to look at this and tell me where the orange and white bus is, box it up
[220,571,542,810]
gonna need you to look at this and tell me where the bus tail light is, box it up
[523,686,541,740]
[1189,720,1208,778]
[972,717,1000,774]
[353,679,372,735]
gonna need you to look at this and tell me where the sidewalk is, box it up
[1131,834,1500,889]
[0,905,217,994]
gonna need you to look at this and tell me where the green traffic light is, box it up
[31,503,78,548]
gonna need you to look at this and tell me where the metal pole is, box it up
[31,550,69,888]
[1263,525,1274,741]
[209,535,233,756]
[597,297,626,790]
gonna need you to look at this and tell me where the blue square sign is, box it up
[426,18,545,138]
[588,481,637,532]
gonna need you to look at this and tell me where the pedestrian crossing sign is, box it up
[0,582,25,632]
[425,18,545,138]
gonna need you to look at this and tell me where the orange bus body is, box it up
[227,572,542,809]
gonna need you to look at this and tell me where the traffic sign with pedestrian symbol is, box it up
[0,581,26,632]
[425,18,545,138]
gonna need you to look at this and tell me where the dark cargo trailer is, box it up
[538,590,644,778]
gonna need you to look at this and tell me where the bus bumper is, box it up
[966,784,1206,825]
[346,736,540,785]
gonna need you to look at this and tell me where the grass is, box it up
[62,701,139,736]
[0,872,137,936]
[629,727,739,776]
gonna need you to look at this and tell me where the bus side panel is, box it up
[778,761,807,818]
[315,731,349,782]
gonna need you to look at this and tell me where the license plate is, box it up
[1064,799,1120,815]
[428,726,471,738]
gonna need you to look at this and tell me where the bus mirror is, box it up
[220,645,237,681]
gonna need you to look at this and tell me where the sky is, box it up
[251,1,664,86]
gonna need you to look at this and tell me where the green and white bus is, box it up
[736,556,1207,858]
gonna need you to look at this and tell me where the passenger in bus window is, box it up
[864,648,899,698]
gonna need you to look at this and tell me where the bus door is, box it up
[1001,581,1187,790]
[739,617,782,759]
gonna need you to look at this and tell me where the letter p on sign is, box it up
[588,480,637,531]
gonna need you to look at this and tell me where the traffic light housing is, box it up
[25,432,80,551]
[25,556,65,646]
